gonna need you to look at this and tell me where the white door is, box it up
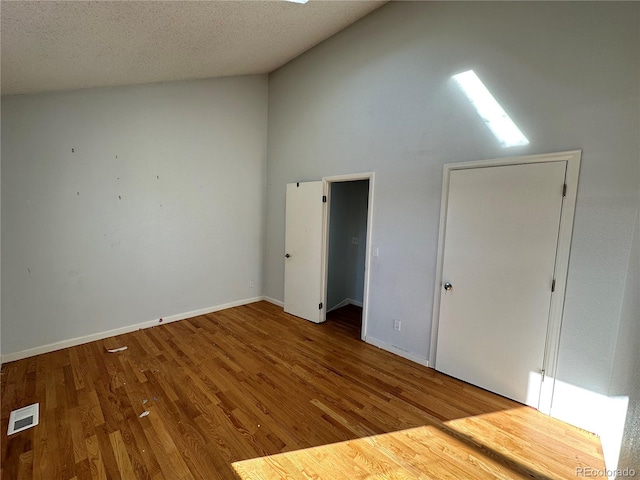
[436,162,566,407]
[284,181,325,323]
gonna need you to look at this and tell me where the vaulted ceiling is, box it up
[1,0,386,95]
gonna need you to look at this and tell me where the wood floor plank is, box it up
[94,425,122,480]
[54,405,77,479]
[3,431,32,480]
[109,430,137,480]
[85,434,108,480]
[142,409,197,480]
[17,450,34,480]
[73,458,93,480]
[2,301,605,479]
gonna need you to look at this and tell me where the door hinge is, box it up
[541,368,546,382]
[322,195,327,203]
[319,303,323,310]
[562,184,567,197]
[551,279,556,293]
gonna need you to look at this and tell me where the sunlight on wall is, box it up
[527,370,629,476]
[549,379,629,478]
[452,70,529,148]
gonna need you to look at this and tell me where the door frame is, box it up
[429,150,581,414]
[321,172,375,341]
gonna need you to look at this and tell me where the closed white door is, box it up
[436,162,566,407]
[284,181,325,323]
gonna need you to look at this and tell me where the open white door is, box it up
[435,161,566,407]
[284,181,325,323]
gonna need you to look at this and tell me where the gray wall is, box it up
[327,180,368,310]
[265,2,639,386]
[1,75,268,355]
[616,203,640,473]
[0,107,2,365]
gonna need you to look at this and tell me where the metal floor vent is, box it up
[7,403,39,435]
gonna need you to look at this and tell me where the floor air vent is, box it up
[7,403,39,435]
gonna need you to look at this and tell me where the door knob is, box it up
[444,282,453,291]
[285,253,291,258]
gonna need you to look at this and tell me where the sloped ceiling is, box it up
[1,0,386,95]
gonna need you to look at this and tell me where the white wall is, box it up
[265,2,639,393]
[0,104,2,366]
[327,180,368,310]
[615,203,640,472]
[611,205,640,397]
[1,75,268,356]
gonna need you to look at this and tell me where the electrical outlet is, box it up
[372,246,379,257]
[352,237,359,245]
[393,319,401,331]
[249,280,255,288]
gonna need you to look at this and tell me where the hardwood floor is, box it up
[1,301,604,479]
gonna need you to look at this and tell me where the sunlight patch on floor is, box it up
[232,407,605,479]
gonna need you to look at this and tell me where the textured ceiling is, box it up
[1,0,386,95]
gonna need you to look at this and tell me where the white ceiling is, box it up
[1,0,386,96]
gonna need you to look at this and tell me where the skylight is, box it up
[452,70,529,148]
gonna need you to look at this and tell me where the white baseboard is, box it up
[262,296,284,308]
[327,298,363,312]
[1,296,265,364]
[365,335,429,367]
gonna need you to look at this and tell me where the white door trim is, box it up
[429,150,581,414]
[322,172,375,341]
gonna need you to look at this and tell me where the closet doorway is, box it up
[323,174,373,340]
